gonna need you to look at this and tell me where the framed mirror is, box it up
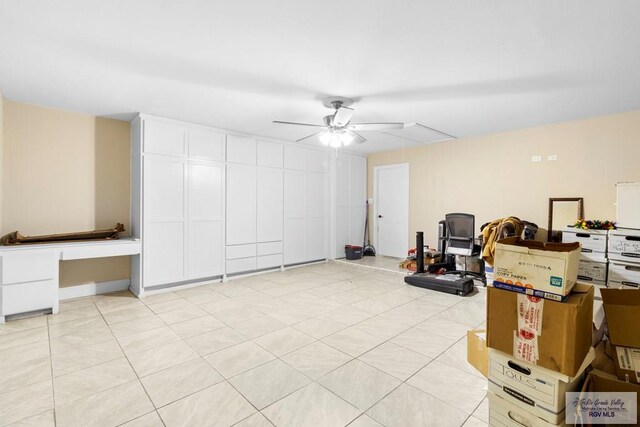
[548,197,584,242]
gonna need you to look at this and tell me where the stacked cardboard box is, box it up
[562,227,609,299]
[482,238,595,426]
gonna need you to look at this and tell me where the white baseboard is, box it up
[59,279,131,300]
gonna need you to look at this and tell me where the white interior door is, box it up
[374,164,409,258]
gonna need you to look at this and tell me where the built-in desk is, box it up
[0,238,141,323]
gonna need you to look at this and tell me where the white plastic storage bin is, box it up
[608,228,640,262]
[607,261,640,288]
[562,227,608,254]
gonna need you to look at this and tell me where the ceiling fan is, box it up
[273,97,404,148]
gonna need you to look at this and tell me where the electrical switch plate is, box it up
[548,155,558,161]
[531,156,542,162]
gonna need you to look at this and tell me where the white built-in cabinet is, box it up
[132,114,362,293]
[335,152,367,257]
[132,117,225,289]
[225,135,285,274]
[284,146,329,265]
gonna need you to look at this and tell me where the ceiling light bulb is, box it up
[341,132,355,146]
[319,132,331,145]
[330,132,342,148]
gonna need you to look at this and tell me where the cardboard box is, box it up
[493,237,581,301]
[577,369,640,426]
[601,288,640,384]
[562,227,608,254]
[487,283,594,376]
[488,391,567,426]
[488,347,594,425]
[607,261,640,289]
[608,228,640,263]
[577,259,608,283]
[467,329,488,378]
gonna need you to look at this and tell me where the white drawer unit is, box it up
[608,228,640,262]
[257,241,283,256]
[226,257,257,274]
[562,227,608,254]
[257,254,283,269]
[226,244,257,260]
[1,251,55,284]
[2,279,57,317]
[607,261,640,288]
[577,260,608,283]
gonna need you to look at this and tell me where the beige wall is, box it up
[2,101,131,286]
[368,110,640,250]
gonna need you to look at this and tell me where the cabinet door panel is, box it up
[284,218,305,265]
[284,170,305,219]
[335,153,350,207]
[145,157,185,222]
[350,206,366,246]
[305,218,326,261]
[188,162,223,221]
[257,141,283,168]
[350,155,366,207]
[226,164,257,245]
[144,120,185,155]
[188,221,223,279]
[335,206,350,257]
[257,167,283,242]
[306,149,327,172]
[144,222,185,286]
[305,172,325,219]
[284,145,306,170]
[189,129,225,161]
[226,135,256,164]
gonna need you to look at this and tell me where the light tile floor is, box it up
[0,261,488,427]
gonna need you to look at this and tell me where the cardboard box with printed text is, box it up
[486,283,594,377]
[493,237,581,301]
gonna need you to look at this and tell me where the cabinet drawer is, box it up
[2,251,55,285]
[144,120,186,155]
[226,257,256,274]
[257,254,282,270]
[226,244,256,260]
[2,279,56,315]
[256,241,282,256]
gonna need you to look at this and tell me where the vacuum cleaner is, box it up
[404,231,474,296]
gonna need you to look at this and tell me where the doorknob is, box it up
[378,215,383,218]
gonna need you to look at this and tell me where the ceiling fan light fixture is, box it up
[319,131,332,146]
[341,132,355,146]
[329,132,342,148]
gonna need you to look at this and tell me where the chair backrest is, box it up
[445,213,475,256]
[445,213,475,239]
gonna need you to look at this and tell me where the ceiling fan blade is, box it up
[333,107,354,127]
[346,122,404,131]
[346,130,367,144]
[273,120,324,128]
[295,131,325,143]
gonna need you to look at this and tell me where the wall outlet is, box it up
[547,155,558,161]
[531,156,542,162]
[368,198,374,204]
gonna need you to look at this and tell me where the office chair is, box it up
[440,213,486,285]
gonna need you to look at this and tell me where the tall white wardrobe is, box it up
[131,115,364,296]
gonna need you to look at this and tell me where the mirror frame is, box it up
[548,197,584,242]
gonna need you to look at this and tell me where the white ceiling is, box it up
[1,1,639,154]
